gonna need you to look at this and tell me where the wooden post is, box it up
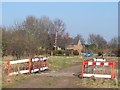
[7,61,10,76]
[28,58,32,74]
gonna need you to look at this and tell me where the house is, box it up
[66,40,83,55]
[57,46,62,50]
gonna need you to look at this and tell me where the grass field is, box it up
[48,56,83,71]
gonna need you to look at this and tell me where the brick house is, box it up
[66,40,83,55]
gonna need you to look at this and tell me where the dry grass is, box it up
[77,77,118,88]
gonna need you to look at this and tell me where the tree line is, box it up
[1,16,119,59]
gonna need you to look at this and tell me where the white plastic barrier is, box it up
[9,57,48,64]
[81,60,116,79]
[93,58,106,62]
[82,74,111,78]
[7,57,49,76]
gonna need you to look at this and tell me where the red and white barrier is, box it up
[80,60,116,79]
[7,57,49,76]
[83,62,114,66]
[82,74,111,78]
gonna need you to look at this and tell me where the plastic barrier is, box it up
[7,57,48,76]
[93,58,106,62]
[80,59,116,79]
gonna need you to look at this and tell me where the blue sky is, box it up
[2,2,118,41]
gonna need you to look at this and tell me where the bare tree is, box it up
[109,37,118,49]
[2,15,72,58]
[108,37,118,55]
[73,34,85,45]
[88,34,107,51]
[53,19,66,50]
[10,27,26,59]
[2,27,12,57]
[63,32,73,48]
[22,16,39,57]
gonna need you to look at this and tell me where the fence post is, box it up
[81,60,84,77]
[7,61,10,76]
[111,62,115,79]
[38,58,41,72]
[28,58,32,74]
[46,58,48,67]
[41,57,43,71]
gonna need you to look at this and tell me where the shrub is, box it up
[62,50,71,56]
[56,54,62,56]
[53,50,71,56]
[38,49,46,55]
[73,50,79,55]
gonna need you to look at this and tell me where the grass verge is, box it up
[48,56,82,71]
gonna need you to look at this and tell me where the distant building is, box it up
[66,40,83,55]
[57,46,62,50]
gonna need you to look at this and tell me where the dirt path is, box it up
[12,64,82,88]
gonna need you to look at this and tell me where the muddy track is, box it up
[12,64,82,88]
